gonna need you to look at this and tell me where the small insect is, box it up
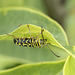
[7,25,60,57]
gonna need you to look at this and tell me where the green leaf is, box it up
[63,55,75,75]
[0,24,68,48]
[0,60,65,75]
[0,7,69,46]
[0,0,48,14]
[0,55,26,70]
[0,7,69,74]
[0,7,69,59]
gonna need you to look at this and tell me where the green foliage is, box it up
[0,0,48,14]
[64,55,75,75]
[0,0,75,75]
[0,7,68,75]
[0,60,65,75]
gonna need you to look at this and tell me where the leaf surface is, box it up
[0,7,69,75]
[63,55,75,75]
[0,60,65,75]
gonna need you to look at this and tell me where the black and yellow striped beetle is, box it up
[7,25,60,57]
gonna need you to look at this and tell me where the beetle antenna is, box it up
[41,26,44,40]
[45,43,60,57]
